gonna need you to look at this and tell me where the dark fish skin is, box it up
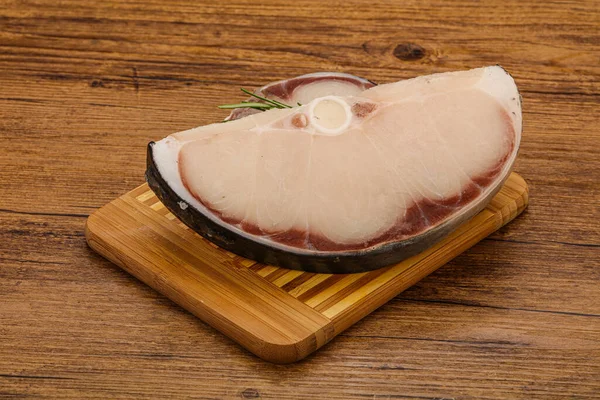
[146,142,511,273]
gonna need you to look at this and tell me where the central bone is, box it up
[308,96,352,135]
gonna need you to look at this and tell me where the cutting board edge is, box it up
[84,206,335,364]
[85,172,528,364]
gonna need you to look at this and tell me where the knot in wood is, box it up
[241,388,261,398]
[393,43,426,61]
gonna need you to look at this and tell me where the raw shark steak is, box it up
[146,66,522,273]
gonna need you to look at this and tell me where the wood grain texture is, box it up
[0,0,599,397]
[86,174,528,363]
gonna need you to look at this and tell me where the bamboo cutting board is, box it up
[85,172,528,364]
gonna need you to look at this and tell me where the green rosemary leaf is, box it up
[218,102,273,110]
[240,88,292,109]
[217,87,294,114]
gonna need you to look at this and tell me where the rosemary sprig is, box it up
[218,88,293,112]
[218,102,273,110]
[239,88,292,109]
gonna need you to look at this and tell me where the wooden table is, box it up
[1,0,598,398]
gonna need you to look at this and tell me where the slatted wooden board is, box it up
[85,172,528,364]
